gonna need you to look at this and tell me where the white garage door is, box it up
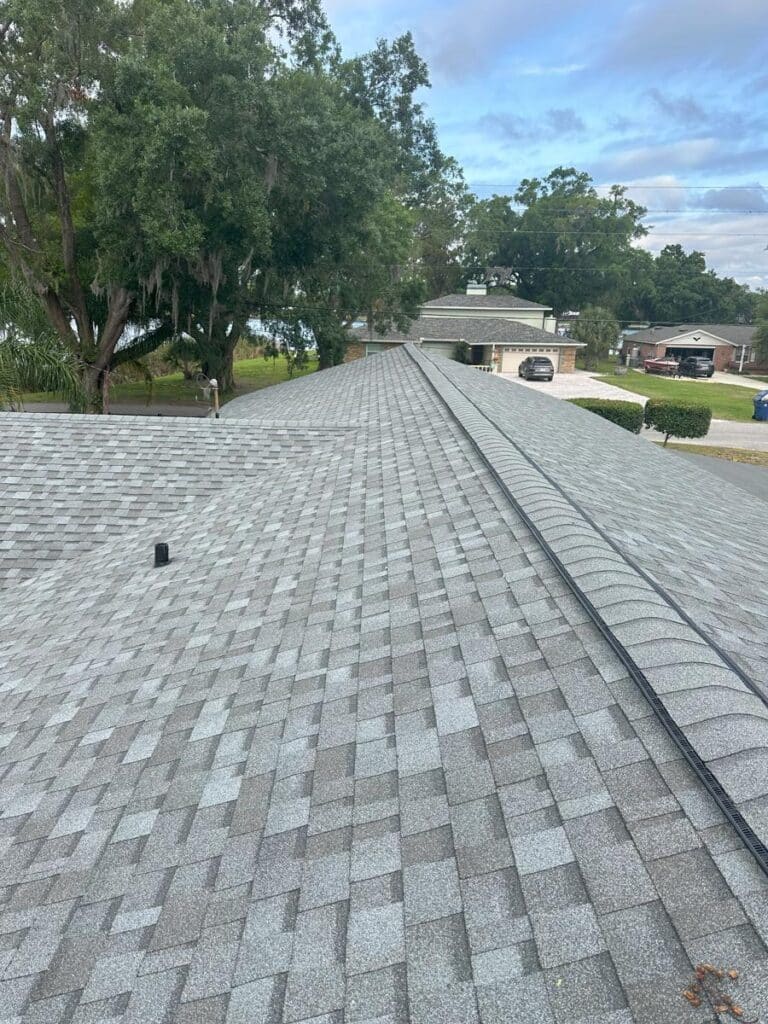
[421,341,457,360]
[501,347,561,374]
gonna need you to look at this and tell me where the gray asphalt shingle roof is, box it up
[424,293,551,311]
[2,347,768,1023]
[0,417,348,587]
[627,324,757,347]
[352,316,582,347]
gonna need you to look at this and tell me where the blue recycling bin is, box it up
[753,390,768,421]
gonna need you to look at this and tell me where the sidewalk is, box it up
[645,420,768,452]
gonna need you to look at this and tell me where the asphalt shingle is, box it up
[2,346,768,1023]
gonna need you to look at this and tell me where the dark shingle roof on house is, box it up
[424,292,551,310]
[2,348,768,1022]
[352,315,583,346]
[627,324,757,347]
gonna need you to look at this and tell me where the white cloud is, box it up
[632,202,768,288]
[613,175,690,212]
[420,0,589,81]
[517,62,586,77]
[603,0,768,72]
[607,138,720,176]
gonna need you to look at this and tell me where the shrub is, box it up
[453,341,471,364]
[643,399,712,445]
[568,398,644,434]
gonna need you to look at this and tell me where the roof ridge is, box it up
[407,344,768,879]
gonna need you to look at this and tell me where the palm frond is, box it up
[0,338,85,411]
[0,277,57,346]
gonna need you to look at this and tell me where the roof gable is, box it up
[628,324,755,347]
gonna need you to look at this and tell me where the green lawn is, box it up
[595,370,759,422]
[25,355,318,407]
[575,356,622,375]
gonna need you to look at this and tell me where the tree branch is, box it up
[0,138,38,254]
[95,286,133,367]
[43,119,94,349]
[109,321,176,368]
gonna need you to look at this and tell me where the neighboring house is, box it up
[2,348,768,1021]
[348,282,585,373]
[621,323,764,372]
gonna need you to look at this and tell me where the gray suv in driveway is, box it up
[518,356,555,381]
[677,356,714,378]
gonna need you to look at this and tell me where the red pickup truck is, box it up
[644,354,678,375]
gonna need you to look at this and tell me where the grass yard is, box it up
[575,356,622,375]
[112,354,317,403]
[24,354,318,407]
[595,370,758,422]
[659,443,768,468]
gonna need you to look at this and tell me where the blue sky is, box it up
[325,0,768,289]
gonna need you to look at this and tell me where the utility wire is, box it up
[249,264,766,272]
[462,206,768,215]
[467,182,767,190]
[248,301,761,325]
[428,230,768,237]
[459,207,768,215]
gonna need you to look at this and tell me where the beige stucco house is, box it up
[348,283,584,373]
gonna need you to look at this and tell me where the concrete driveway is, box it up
[500,369,646,404]
[711,371,766,389]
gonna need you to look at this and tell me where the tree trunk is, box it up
[318,345,334,370]
[81,363,105,413]
[200,320,239,394]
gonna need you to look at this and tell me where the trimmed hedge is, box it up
[568,398,644,434]
[643,398,712,445]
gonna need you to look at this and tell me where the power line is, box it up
[248,263,766,272]
[248,301,761,324]
[467,182,767,191]
[463,207,768,215]
[453,230,768,237]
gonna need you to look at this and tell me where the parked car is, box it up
[677,355,714,378]
[518,356,554,381]
[644,354,678,375]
